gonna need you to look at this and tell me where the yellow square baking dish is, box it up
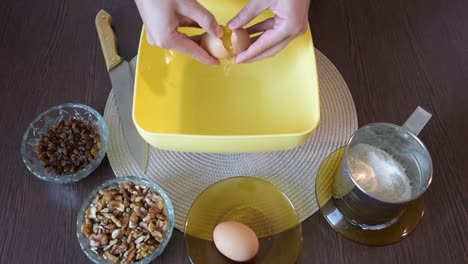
[133,0,320,153]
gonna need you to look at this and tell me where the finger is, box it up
[179,17,200,28]
[171,32,220,65]
[189,34,203,44]
[250,34,261,43]
[237,37,293,64]
[234,28,289,63]
[179,1,222,37]
[147,33,156,47]
[245,18,275,34]
[227,0,269,29]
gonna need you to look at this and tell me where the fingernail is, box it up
[234,55,244,64]
[227,21,237,30]
[215,26,223,38]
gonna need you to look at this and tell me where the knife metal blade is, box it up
[95,10,148,172]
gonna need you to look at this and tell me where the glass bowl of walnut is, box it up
[21,103,109,183]
[76,176,175,264]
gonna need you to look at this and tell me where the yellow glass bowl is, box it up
[133,0,319,152]
[184,177,302,263]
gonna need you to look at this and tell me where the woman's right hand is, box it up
[228,0,311,63]
[135,0,223,65]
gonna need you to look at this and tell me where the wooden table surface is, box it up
[1,0,467,263]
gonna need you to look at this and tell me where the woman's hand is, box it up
[228,0,311,63]
[135,0,223,65]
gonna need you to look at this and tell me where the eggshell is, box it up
[200,33,230,59]
[200,28,251,59]
[213,221,259,262]
[231,29,251,55]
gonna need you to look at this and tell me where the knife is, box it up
[95,9,148,172]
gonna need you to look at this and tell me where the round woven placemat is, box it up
[103,49,357,231]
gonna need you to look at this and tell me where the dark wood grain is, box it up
[0,0,466,263]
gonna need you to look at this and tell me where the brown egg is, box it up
[213,221,259,262]
[200,27,251,59]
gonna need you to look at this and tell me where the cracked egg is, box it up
[200,26,251,60]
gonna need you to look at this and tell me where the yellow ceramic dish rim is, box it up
[132,0,320,152]
[132,26,320,139]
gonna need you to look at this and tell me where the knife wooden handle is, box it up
[95,10,123,71]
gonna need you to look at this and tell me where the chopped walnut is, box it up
[81,182,169,263]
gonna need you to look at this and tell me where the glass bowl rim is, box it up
[76,176,175,264]
[184,176,302,263]
[21,103,109,183]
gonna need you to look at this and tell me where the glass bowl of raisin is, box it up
[21,103,109,183]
